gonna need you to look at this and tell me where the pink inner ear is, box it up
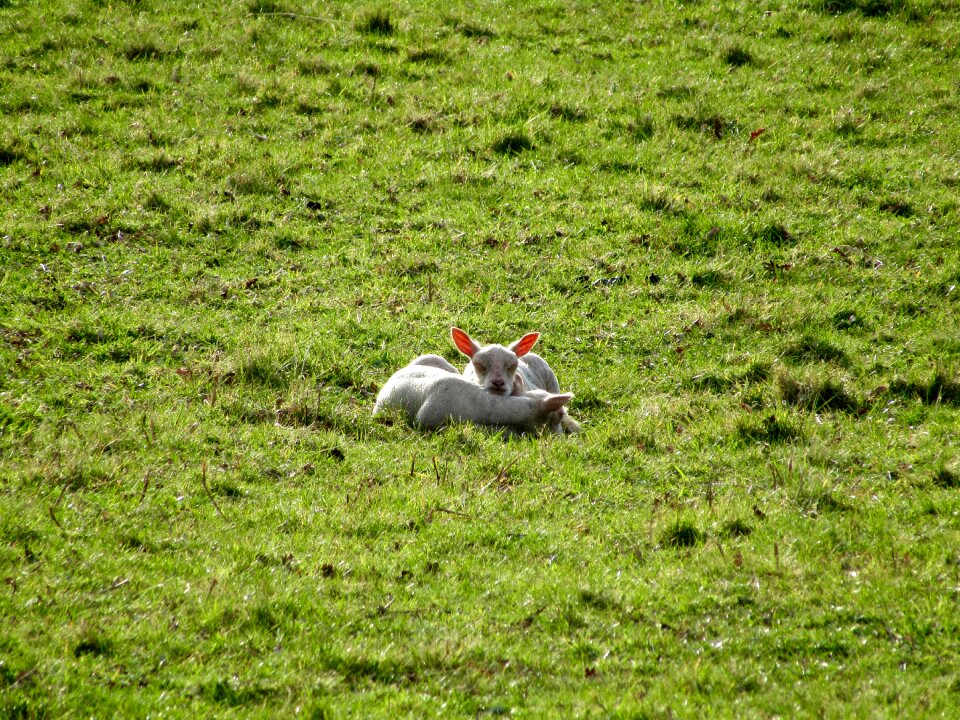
[511,332,540,357]
[543,393,572,412]
[450,327,476,358]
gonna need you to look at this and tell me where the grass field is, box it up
[2,0,960,716]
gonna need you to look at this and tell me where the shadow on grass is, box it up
[492,131,534,155]
[777,372,862,413]
[737,412,801,443]
[782,334,849,366]
[660,520,705,548]
[796,488,851,515]
[889,368,960,406]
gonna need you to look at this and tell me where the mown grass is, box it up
[2,0,960,716]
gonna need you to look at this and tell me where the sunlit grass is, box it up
[2,0,959,716]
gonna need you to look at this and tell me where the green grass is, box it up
[2,0,960,716]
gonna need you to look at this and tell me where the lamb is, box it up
[450,326,543,396]
[407,354,460,373]
[373,363,573,434]
[450,327,580,433]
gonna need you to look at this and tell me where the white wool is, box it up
[408,354,459,373]
[374,364,572,433]
[451,327,580,433]
[451,327,538,397]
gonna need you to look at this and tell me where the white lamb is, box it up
[407,354,460,373]
[373,363,573,434]
[450,327,580,433]
[450,327,544,395]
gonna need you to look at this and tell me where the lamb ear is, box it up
[542,393,573,412]
[509,332,540,357]
[450,327,478,358]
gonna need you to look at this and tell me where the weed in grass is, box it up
[778,372,862,413]
[737,412,801,444]
[118,533,156,553]
[298,56,335,76]
[723,45,754,67]
[202,678,280,708]
[143,191,171,212]
[579,588,618,612]
[236,349,302,388]
[783,334,849,366]
[226,167,284,196]
[674,112,735,139]
[689,373,733,393]
[356,9,395,35]
[274,230,308,250]
[814,0,901,16]
[657,84,696,99]
[353,60,381,77]
[637,184,678,213]
[445,17,496,39]
[831,309,868,331]
[272,400,334,430]
[834,107,866,136]
[492,130,535,155]
[123,41,172,62]
[409,115,438,133]
[722,519,754,538]
[753,222,796,248]
[691,269,729,288]
[248,0,289,14]
[0,138,29,166]
[407,47,447,64]
[628,113,655,140]
[879,198,914,217]
[550,104,588,122]
[127,151,181,173]
[796,487,851,516]
[661,520,706,548]
[932,461,959,488]
[0,404,37,436]
[690,361,771,394]
[742,361,773,383]
[73,633,112,658]
[669,225,706,258]
[889,367,960,405]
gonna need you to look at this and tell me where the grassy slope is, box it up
[2,0,959,716]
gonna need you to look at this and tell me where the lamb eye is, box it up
[508,363,518,372]
[474,362,486,373]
